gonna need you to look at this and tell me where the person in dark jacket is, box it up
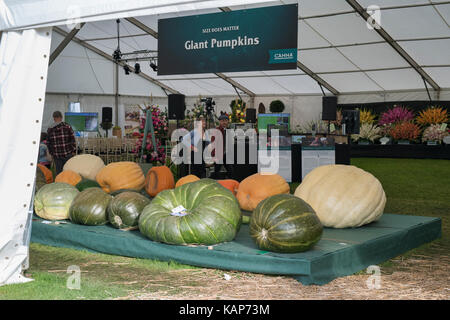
[211,113,234,179]
[47,111,76,174]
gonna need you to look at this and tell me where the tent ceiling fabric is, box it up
[6,0,450,96]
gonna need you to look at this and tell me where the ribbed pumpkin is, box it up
[96,161,145,193]
[69,187,112,225]
[250,194,323,253]
[107,191,151,229]
[37,164,53,183]
[139,179,241,245]
[63,154,105,180]
[144,165,175,197]
[236,173,290,211]
[175,174,200,188]
[34,183,80,220]
[55,170,82,186]
[294,165,386,228]
[217,179,240,196]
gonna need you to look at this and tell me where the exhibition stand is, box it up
[30,213,442,285]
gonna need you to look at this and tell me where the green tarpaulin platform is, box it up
[30,214,441,285]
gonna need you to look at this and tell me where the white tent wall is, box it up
[0,27,52,286]
[43,93,326,135]
[44,90,450,137]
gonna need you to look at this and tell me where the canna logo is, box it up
[269,48,297,64]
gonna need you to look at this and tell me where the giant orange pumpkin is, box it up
[55,170,82,186]
[236,173,290,211]
[96,161,145,193]
[175,174,200,188]
[37,164,53,184]
[145,166,175,197]
[217,179,240,196]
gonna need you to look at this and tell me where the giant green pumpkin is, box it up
[34,182,80,220]
[69,187,112,225]
[250,194,323,253]
[75,178,101,192]
[108,191,151,229]
[139,178,241,245]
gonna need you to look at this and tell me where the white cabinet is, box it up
[258,149,292,182]
[301,149,335,180]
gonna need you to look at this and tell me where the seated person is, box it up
[38,132,52,168]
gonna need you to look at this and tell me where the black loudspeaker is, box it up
[322,96,337,121]
[246,108,256,123]
[168,94,186,120]
[342,110,360,134]
[102,107,113,123]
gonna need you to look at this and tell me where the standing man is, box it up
[47,111,76,175]
[211,113,234,179]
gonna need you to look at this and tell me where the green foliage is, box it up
[269,100,285,113]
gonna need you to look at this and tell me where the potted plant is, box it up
[416,106,448,127]
[388,121,421,144]
[269,100,285,113]
[230,99,247,123]
[422,124,449,145]
[112,125,122,137]
[351,123,382,145]
[378,105,415,126]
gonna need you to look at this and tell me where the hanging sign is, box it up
[157,4,298,75]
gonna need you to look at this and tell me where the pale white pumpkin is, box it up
[294,165,386,228]
[63,154,105,180]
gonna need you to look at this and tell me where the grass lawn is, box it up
[0,158,448,299]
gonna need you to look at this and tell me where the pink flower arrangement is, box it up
[133,133,166,164]
[134,104,168,164]
[139,105,168,136]
[378,105,415,126]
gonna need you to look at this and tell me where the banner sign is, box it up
[157,4,298,75]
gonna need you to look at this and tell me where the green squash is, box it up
[69,187,112,225]
[34,182,80,220]
[250,194,323,253]
[107,191,151,229]
[139,178,241,245]
[110,188,152,199]
[75,178,101,192]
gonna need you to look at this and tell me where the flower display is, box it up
[421,124,449,142]
[378,105,414,126]
[388,121,421,141]
[351,123,382,143]
[139,104,168,136]
[416,106,448,126]
[359,108,377,124]
[133,104,168,165]
[230,99,247,123]
[186,103,207,120]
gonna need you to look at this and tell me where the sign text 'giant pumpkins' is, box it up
[158,4,298,75]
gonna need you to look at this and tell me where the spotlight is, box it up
[123,65,131,75]
[150,62,158,72]
[113,49,122,61]
[134,63,141,74]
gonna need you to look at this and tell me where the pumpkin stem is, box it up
[260,228,268,240]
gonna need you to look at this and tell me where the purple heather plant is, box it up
[378,106,415,126]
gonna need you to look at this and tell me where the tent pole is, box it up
[115,63,119,127]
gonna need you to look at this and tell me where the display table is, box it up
[350,144,450,160]
[31,214,441,285]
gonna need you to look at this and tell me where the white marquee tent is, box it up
[1,0,449,285]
